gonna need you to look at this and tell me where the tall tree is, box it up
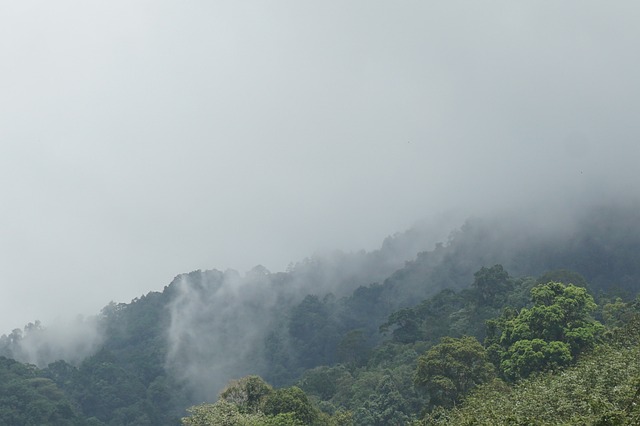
[414,336,495,409]
[486,281,604,380]
[472,264,512,307]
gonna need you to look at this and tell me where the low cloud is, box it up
[0,316,103,367]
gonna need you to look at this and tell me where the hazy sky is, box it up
[1,1,639,331]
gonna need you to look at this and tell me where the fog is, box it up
[165,269,282,397]
[1,1,639,331]
[163,221,453,398]
[0,316,103,367]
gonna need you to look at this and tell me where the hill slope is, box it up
[1,202,639,424]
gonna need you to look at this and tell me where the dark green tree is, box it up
[472,264,512,307]
[261,386,319,425]
[288,295,341,368]
[336,329,369,368]
[0,356,84,425]
[353,375,410,425]
[414,336,495,408]
[379,308,420,344]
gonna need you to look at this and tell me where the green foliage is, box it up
[287,295,342,370]
[500,339,572,380]
[261,386,319,425]
[0,356,84,425]
[219,376,273,414]
[419,343,640,425]
[486,281,604,380]
[298,341,428,424]
[336,329,369,367]
[380,307,422,344]
[325,409,354,426]
[380,268,536,347]
[599,296,640,330]
[297,365,349,401]
[41,295,186,425]
[6,203,640,425]
[414,336,495,409]
[182,376,352,426]
[352,375,411,425]
[181,400,271,426]
[472,265,513,306]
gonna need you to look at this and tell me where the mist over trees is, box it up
[4,0,640,423]
[2,202,640,424]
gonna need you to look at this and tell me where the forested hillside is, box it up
[2,203,640,425]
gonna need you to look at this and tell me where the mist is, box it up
[1,1,640,334]
[0,316,103,367]
[162,221,448,400]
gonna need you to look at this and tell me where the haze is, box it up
[1,1,639,331]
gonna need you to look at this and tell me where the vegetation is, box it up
[414,336,495,409]
[486,281,604,380]
[182,375,350,426]
[1,205,640,424]
[420,337,640,425]
[0,356,84,425]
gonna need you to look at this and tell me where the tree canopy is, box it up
[414,336,495,408]
[486,281,604,380]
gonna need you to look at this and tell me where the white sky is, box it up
[1,1,639,331]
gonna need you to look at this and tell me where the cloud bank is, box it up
[1,1,639,331]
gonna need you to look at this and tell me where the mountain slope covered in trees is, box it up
[1,203,640,425]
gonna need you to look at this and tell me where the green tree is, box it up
[500,339,572,380]
[336,329,369,367]
[417,342,640,425]
[219,376,273,414]
[600,296,640,329]
[184,376,350,426]
[486,281,604,380]
[181,400,307,426]
[353,375,410,425]
[288,295,341,368]
[298,365,350,401]
[0,356,84,425]
[181,400,269,426]
[261,386,319,425]
[414,336,495,408]
[472,265,512,307]
[379,308,420,344]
